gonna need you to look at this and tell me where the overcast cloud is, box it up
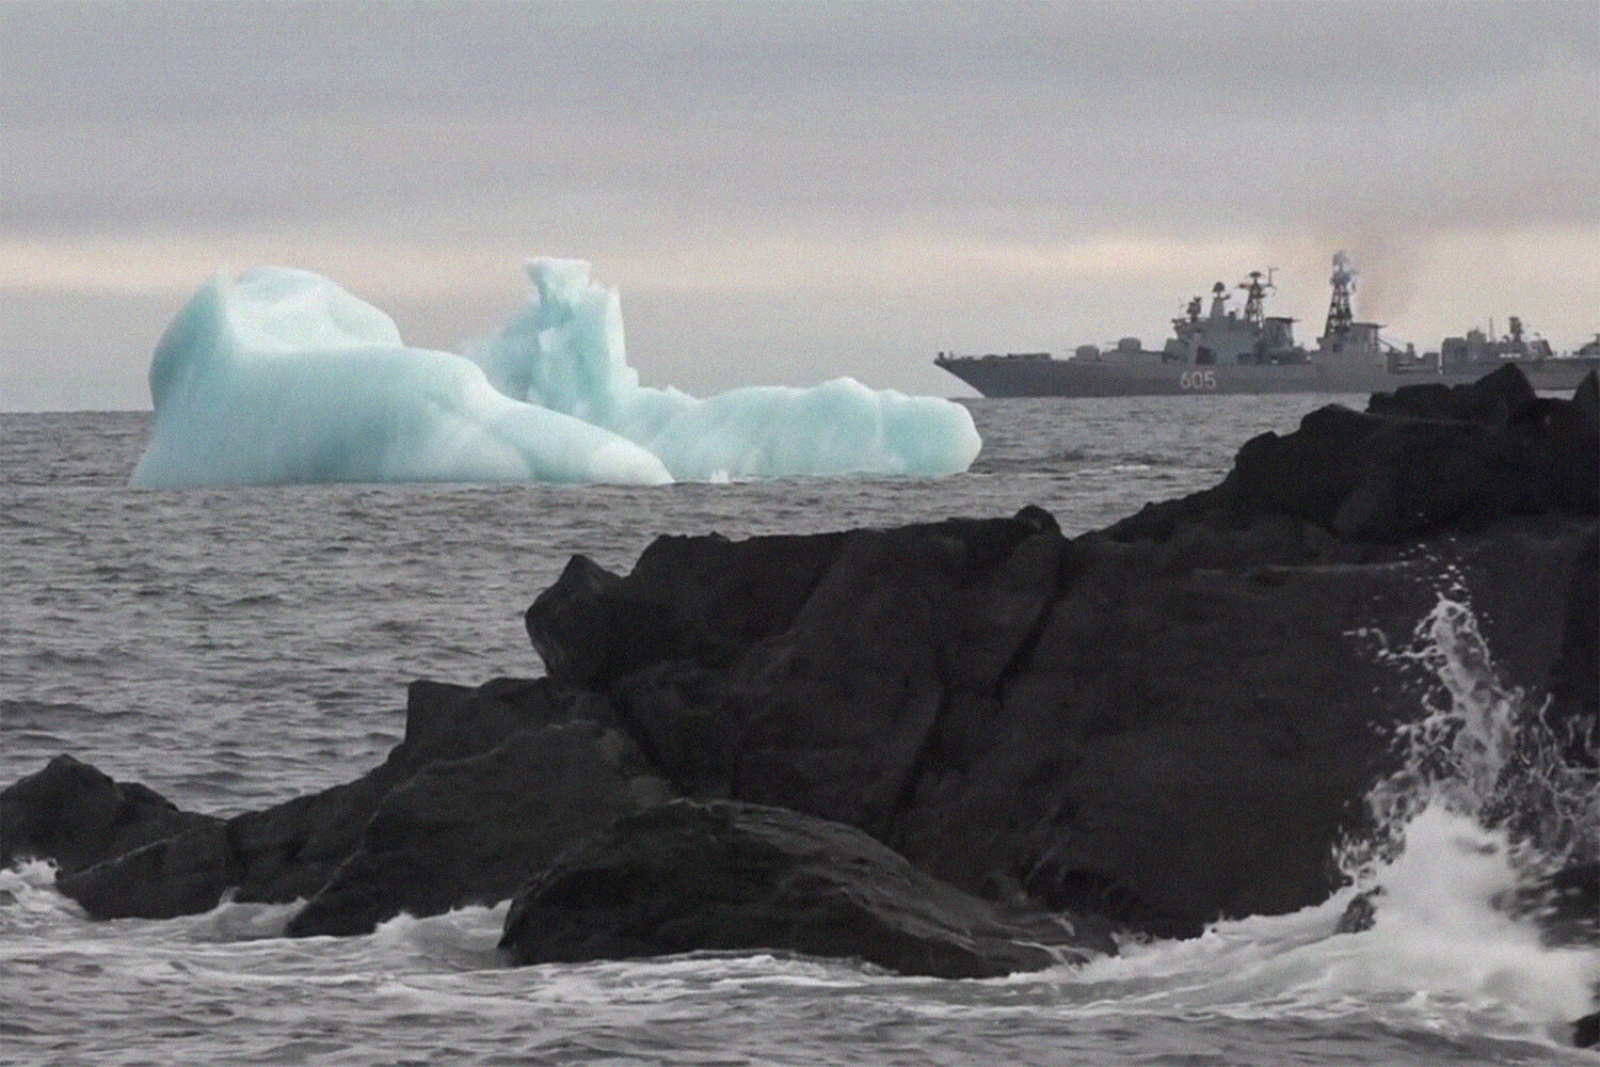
[3,0,1597,410]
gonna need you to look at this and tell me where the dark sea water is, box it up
[3,399,1596,1066]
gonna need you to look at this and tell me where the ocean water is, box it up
[2,398,1596,1066]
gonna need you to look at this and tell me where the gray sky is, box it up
[3,0,1597,411]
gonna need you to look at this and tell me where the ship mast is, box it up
[1238,269,1275,326]
[1323,252,1355,341]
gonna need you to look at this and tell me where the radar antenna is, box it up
[1238,268,1276,326]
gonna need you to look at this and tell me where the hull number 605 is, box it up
[1179,370,1218,390]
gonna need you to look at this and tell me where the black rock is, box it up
[499,800,1114,978]
[23,676,606,922]
[1366,362,1540,425]
[57,822,236,920]
[1575,1010,1599,1049]
[0,755,216,877]
[525,500,1593,938]
[1334,889,1380,935]
[288,721,671,937]
[1544,531,1599,768]
[230,675,585,909]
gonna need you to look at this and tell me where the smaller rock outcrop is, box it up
[7,677,639,924]
[0,755,217,877]
[1110,365,1599,543]
[500,800,1114,978]
[287,721,672,936]
[1576,1010,1599,1050]
[56,822,236,920]
[228,676,581,908]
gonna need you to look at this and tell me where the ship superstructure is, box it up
[1161,269,1305,366]
[934,253,1594,397]
[1438,316,1555,368]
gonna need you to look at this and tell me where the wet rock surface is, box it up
[0,755,218,880]
[287,721,670,937]
[6,368,1595,982]
[499,799,1114,977]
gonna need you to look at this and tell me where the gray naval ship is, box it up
[935,253,1597,397]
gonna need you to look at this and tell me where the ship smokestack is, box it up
[1330,250,1356,288]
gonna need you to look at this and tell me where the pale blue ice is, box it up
[131,261,980,487]
[467,260,981,482]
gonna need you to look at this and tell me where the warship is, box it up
[934,253,1597,397]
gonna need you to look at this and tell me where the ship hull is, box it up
[935,356,1597,398]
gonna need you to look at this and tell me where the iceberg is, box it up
[130,268,672,487]
[466,259,982,481]
[131,260,980,487]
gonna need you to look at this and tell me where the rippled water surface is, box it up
[0,398,1329,808]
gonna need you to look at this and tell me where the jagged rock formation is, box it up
[1,755,222,918]
[3,366,1595,979]
[512,368,1596,936]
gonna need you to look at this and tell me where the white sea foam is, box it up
[1054,587,1599,1048]
[1350,584,1598,875]
[179,895,307,943]
[0,858,84,930]
[1336,588,1598,1038]
[367,902,509,971]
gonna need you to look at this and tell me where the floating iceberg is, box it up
[131,260,980,487]
[467,259,981,482]
[130,268,671,487]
